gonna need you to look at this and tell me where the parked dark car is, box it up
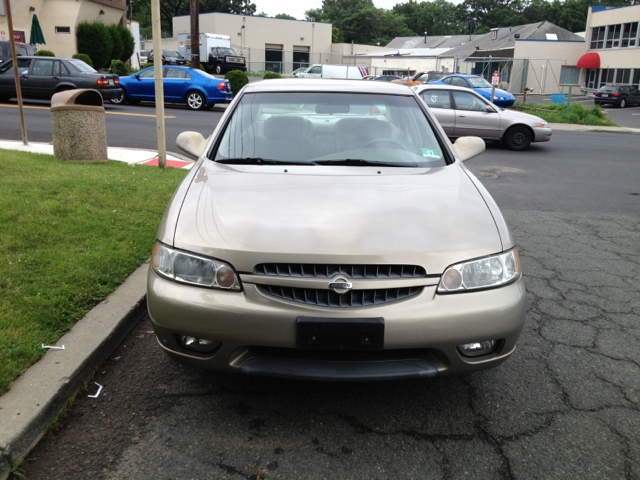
[0,41,35,64]
[148,50,188,66]
[594,84,640,108]
[113,66,231,110]
[206,47,246,74]
[0,56,122,102]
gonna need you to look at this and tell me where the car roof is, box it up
[413,84,475,93]
[244,79,415,95]
[444,74,479,78]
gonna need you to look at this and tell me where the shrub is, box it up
[71,53,93,68]
[35,50,55,57]
[224,70,249,97]
[117,25,135,62]
[263,72,282,79]
[142,62,154,69]
[108,59,129,76]
[76,21,113,70]
[107,25,124,63]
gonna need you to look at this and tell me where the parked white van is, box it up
[296,64,369,79]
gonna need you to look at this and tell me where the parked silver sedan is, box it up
[148,80,527,381]
[413,84,552,151]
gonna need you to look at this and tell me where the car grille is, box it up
[256,285,422,308]
[226,56,245,64]
[253,263,427,279]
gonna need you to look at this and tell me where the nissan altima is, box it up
[147,79,527,381]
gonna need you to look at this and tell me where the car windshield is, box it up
[163,50,182,58]
[214,92,447,167]
[467,77,492,88]
[68,59,97,73]
[217,48,237,56]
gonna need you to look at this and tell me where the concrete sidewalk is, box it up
[549,123,640,135]
[0,140,196,169]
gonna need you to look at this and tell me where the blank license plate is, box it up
[109,79,115,85]
[296,317,384,351]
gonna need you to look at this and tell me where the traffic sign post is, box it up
[490,71,500,104]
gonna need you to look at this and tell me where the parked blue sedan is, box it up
[112,66,232,110]
[429,74,515,107]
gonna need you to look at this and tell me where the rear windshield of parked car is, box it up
[68,59,96,73]
[214,92,448,167]
[467,77,492,88]
[599,86,618,93]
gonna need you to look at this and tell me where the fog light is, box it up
[178,335,220,353]
[457,340,498,358]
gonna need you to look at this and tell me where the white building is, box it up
[578,4,640,90]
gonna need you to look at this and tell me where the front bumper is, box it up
[493,98,515,107]
[147,269,527,380]
[533,126,553,143]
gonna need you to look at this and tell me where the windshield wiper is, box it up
[216,157,316,166]
[314,159,417,167]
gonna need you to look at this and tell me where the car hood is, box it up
[475,87,513,98]
[173,161,504,275]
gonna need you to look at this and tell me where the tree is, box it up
[255,11,268,16]
[275,13,297,19]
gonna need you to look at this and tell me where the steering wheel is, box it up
[364,138,409,150]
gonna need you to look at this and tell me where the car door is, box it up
[451,90,501,139]
[163,67,191,102]
[29,58,59,98]
[630,86,640,105]
[127,67,156,101]
[0,58,34,98]
[419,89,455,136]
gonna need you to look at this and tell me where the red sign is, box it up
[491,72,501,86]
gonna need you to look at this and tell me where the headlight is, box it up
[438,249,521,293]
[152,241,241,290]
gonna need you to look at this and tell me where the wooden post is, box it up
[4,0,28,145]
[567,85,573,113]
[190,0,200,70]
[151,0,166,169]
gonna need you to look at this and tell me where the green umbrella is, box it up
[30,14,45,45]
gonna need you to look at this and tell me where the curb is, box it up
[0,263,149,480]
[549,123,640,135]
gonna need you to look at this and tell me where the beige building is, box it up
[579,4,640,90]
[172,13,333,74]
[0,0,127,58]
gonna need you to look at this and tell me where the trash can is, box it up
[550,94,566,105]
[51,89,108,163]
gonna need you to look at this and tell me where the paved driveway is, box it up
[21,131,640,480]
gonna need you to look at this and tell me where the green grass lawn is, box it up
[510,102,617,127]
[0,150,188,394]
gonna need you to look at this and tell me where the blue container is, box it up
[550,94,566,105]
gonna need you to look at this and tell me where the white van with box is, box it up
[296,64,369,80]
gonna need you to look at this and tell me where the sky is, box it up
[252,0,403,21]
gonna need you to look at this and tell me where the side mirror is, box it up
[453,136,485,162]
[176,131,207,158]
[485,105,497,113]
[134,74,140,80]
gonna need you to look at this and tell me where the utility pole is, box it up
[151,0,166,169]
[190,0,200,70]
[4,0,28,145]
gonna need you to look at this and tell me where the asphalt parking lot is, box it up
[19,131,640,480]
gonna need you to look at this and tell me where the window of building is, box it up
[621,22,638,47]
[634,70,640,87]
[490,29,498,41]
[590,26,606,49]
[55,26,71,34]
[560,66,580,85]
[606,24,622,48]
[616,68,631,84]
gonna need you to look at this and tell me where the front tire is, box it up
[215,64,223,75]
[504,125,532,151]
[186,91,206,110]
